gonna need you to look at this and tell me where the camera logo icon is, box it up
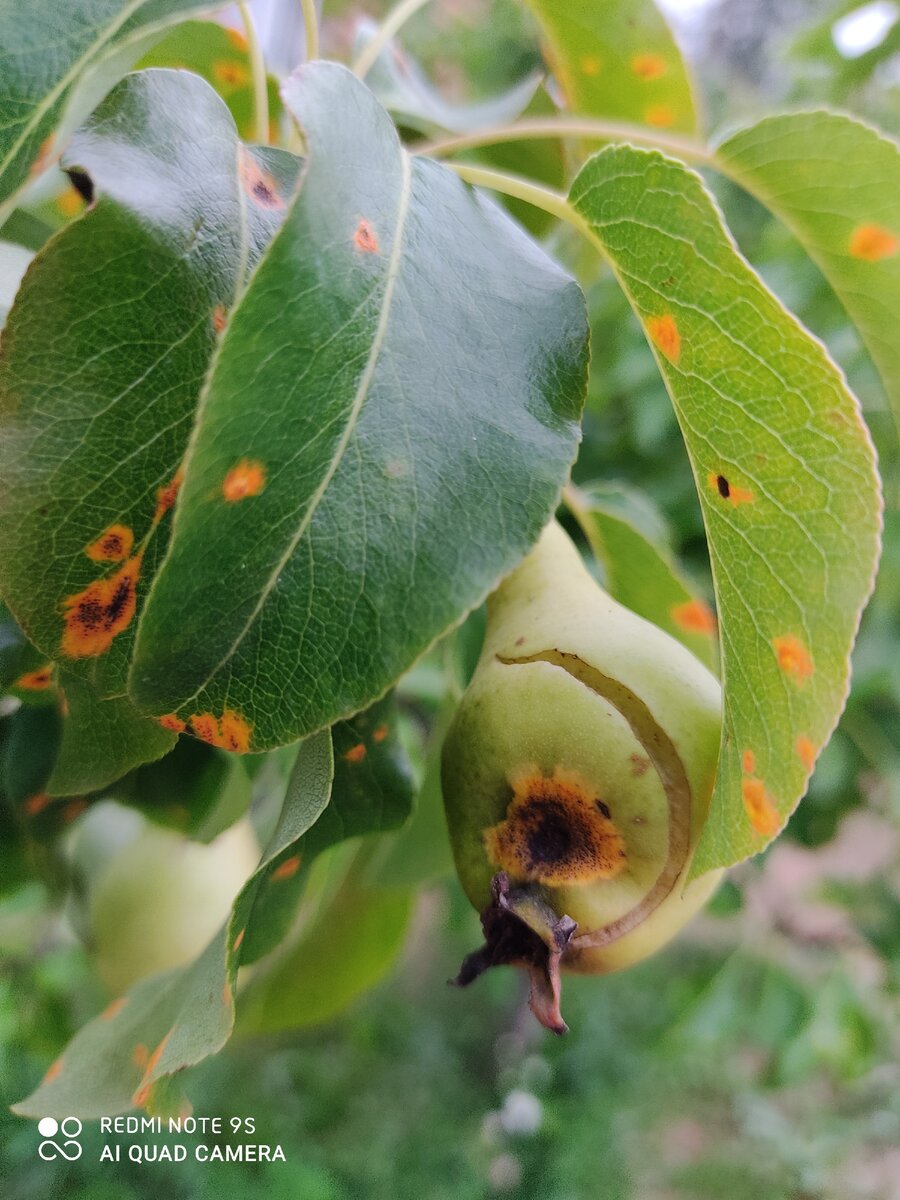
[37,1116,83,1161]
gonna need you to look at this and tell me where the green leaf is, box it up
[567,482,718,671]
[12,728,334,1119]
[716,111,900,434]
[569,145,882,875]
[47,673,175,796]
[0,70,298,697]
[129,62,587,749]
[236,850,412,1035]
[0,703,62,804]
[0,0,229,214]
[239,692,415,964]
[137,20,282,142]
[520,0,699,133]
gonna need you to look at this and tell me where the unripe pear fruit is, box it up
[441,520,723,1031]
[86,815,259,995]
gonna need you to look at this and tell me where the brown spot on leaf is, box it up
[631,53,667,79]
[353,219,379,253]
[848,223,898,262]
[222,458,266,502]
[773,634,814,681]
[742,777,781,837]
[158,714,186,733]
[14,665,53,690]
[796,735,816,772]
[629,754,649,777]
[484,766,626,886]
[238,147,283,209]
[647,313,681,363]
[61,554,142,658]
[272,854,301,881]
[670,599,717,636]
[344,742,367,763]
[85,523,134,563]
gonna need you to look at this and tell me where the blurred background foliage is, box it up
[2,0,900,1197]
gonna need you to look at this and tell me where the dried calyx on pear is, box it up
[441,521,723,1032]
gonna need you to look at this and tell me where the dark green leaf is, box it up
[569,145,882,874]
[130,62,587,748]
[0,70,298,697]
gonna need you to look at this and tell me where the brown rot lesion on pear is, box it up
[451,872,577,1035]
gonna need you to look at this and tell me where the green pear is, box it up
[441,520,723,1031]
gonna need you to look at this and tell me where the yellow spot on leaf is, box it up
[85,522,134,563]
[344,743,367,763]
[580,55,601,75]
[647,313,681,363]
[158,714,186,733]
[56,186,84,218]
[645,104,676,128]
[353,219,379,253]
[848,223,898,262]
[773,634,814,681]
[742,777,781,837]
[60,555,142,658]
[15,665,53,690]
[670,598,716,636]
[631,53,667,80]
[213,59,250,88]
[796,735,816,772]
[272,854,301,881]
[226,27,248,52]
[485,765,626,886]
[222,458,266,502]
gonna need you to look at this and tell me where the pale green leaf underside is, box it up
[129,62,587,749]
[570,145,882,876]
[717,110,900,435]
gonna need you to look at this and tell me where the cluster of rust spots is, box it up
[157,713,186,733]
[772,633,814,682]
[484,766,626,887]
[630,53,667,80]
[796,734,816,772]
[132,1030,173,1109]
[222,458,266,502]
[272,854,301,881]
[670,598,717,637]
[647,313,681,363]
[189,709,253,753]
[353,219,379,254]
[238,147,283,210]
[708,472,754,507]
[61,553,142,658]
[741,776,781,837]
[14,665,53,690]
[344,742,367,764]
[85,522,134,563]
[645,104,676,129]
[213,60,250,88]
[848,223,898,262]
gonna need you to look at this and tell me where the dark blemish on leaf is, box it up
[14,666,53,690]
[708,472,754,507]
[596,799,612,820]
[85,523,133,563]
[238,147,283,210]
[61,555,142,657]
[716,474,730,498]
[66,168,94,205]
[515,636,525,646]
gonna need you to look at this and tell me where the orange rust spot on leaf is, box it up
[212,304,228,334]
[796,735,816,772]
[222,981,232,1007]
[190,713,220,745]
[233,928,245,953]
[580,55,601,75]
[61,554,142,658]
[848,223,898,262]
[645,104,676,128]
[85,522,134,563]
[102,996,128,1020]
[14,665,53,690]
[132,1043,150,1070]
[226,27,248,52]
[742,750,755,775]
[344,742,367,763]
[133,1030,173,1107]
[631,53,667,80]
[372,723,389,743]
[670,599,717,636]
[272,854,301,881]
[238,146,283,209]
[30,134,55,178]
[154,468,184,522]
[219,709,252,753]
[707,472,754,507]
[24,792,52,815]
[213,59,250,87]
[353,219,379,253]
[773,634,814,681]
[647,313,681,363]
[158,714,186,733]
[43,1056,63,1083]
[485,766,626,886]
[57,186,84,218]
[742,777,781,837]
[222,458,266,502]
